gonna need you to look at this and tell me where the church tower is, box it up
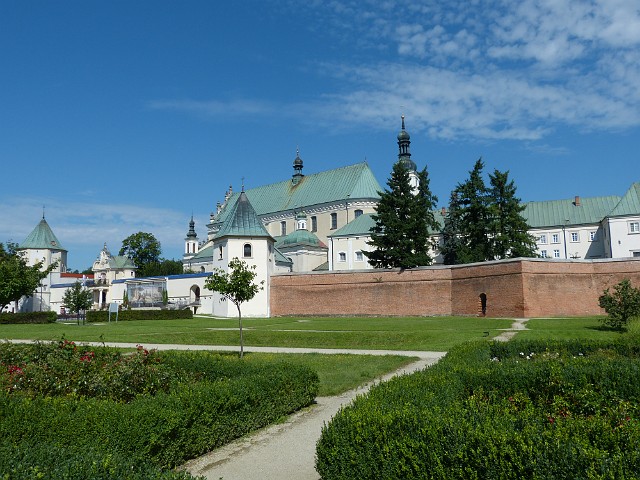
[397,115,419,192]
[184,215,199,261]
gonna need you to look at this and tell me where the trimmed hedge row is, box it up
[0,348,319,478]
[87,308,193,322]
[316,339,640,479]
[0,311,57,324]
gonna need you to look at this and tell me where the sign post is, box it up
[108,302,119,323]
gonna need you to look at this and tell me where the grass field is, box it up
[514,316,626,341]
[0,315,513,351]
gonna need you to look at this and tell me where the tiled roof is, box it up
[217,163,382,222]
[214,191,273,239]
[608,183,640,218]
[19,218,67,251]
[523,195,621,228]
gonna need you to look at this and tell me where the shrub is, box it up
[0,344,319,474]
[316,339,640,479]
[599,278,640,329]
[0,311,56,324]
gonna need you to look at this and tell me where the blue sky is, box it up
[2,0,639,271]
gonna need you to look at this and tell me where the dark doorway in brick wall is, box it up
[479,293,487,316]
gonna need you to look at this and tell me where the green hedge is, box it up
[86,308,193,322]
[316,339,640,479]
[0,348,318,477]
[0,311,57,324]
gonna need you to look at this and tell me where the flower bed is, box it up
[0,340,319,479]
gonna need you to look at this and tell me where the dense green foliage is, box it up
[317,339,640,479]
[367,162,439,268]
[0,242,57,311]
[599,279,640,329]
[0,311,56,324]
[205,258,264,357]
[441,159,536,264]
[119,232,162,277]
[0,342,318,477]
[86,308,193,322]
[62,280,93,314]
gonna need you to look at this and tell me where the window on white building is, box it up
[538,234,547,244]
[540,250,548,258]
[552,233,560,243]
[589,231,597,241]
[355,251,364,262]
[243,243,252,258]
[633,251,640,257]
[571,232,579,242]
[553,249,561,258]
[629,222,640,234]
[311,216,317,232]
[354,209,363,218]
[219,245,223,260]
[330,213,338,230]
[338,252,346,262]
[280,221,287,236]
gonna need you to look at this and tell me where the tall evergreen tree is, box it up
[488,169,537,259]
[366,162,438,269]
[444,158,492,264]
[440,191,466,265]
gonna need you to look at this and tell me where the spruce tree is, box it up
[366,161,437,269]
[488,169,537,259]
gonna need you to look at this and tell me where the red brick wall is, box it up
[270,258,640,317]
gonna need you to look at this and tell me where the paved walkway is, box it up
[9,319,528,479]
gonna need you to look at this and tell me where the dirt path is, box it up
[493,317,530,342]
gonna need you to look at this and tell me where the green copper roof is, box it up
[189,245,214,261]
[523,195,621,228]
[217,163,382,222]
[214,191,273,239]
[330,209,446,237]
[329,213,376,237]
[109,256,136,269]
[608,183,640,217]
[274,247,293,265]
[19,218,67,251]
[275,229,327,249]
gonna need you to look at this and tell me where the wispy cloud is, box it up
[0,197,196,267]
[149,0,640,142]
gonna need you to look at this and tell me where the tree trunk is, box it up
[236,303,243,359]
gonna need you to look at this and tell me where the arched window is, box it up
[354,209,363,218]
[243,243,252,258]
[218,245,223,259]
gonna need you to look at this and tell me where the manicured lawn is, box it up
[242,352,417,396]
[514,316,625,342]
[0,315,512,351]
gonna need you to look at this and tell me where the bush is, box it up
[0,311,56,324]
[316,339,640,479]
[599,278,640,329]
[0,343,319,474]
[86,308,193,322]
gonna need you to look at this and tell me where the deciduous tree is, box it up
[0,242,57,311]
[119,232,162,276]
[62,281,93,314]
[204,258,264,358]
